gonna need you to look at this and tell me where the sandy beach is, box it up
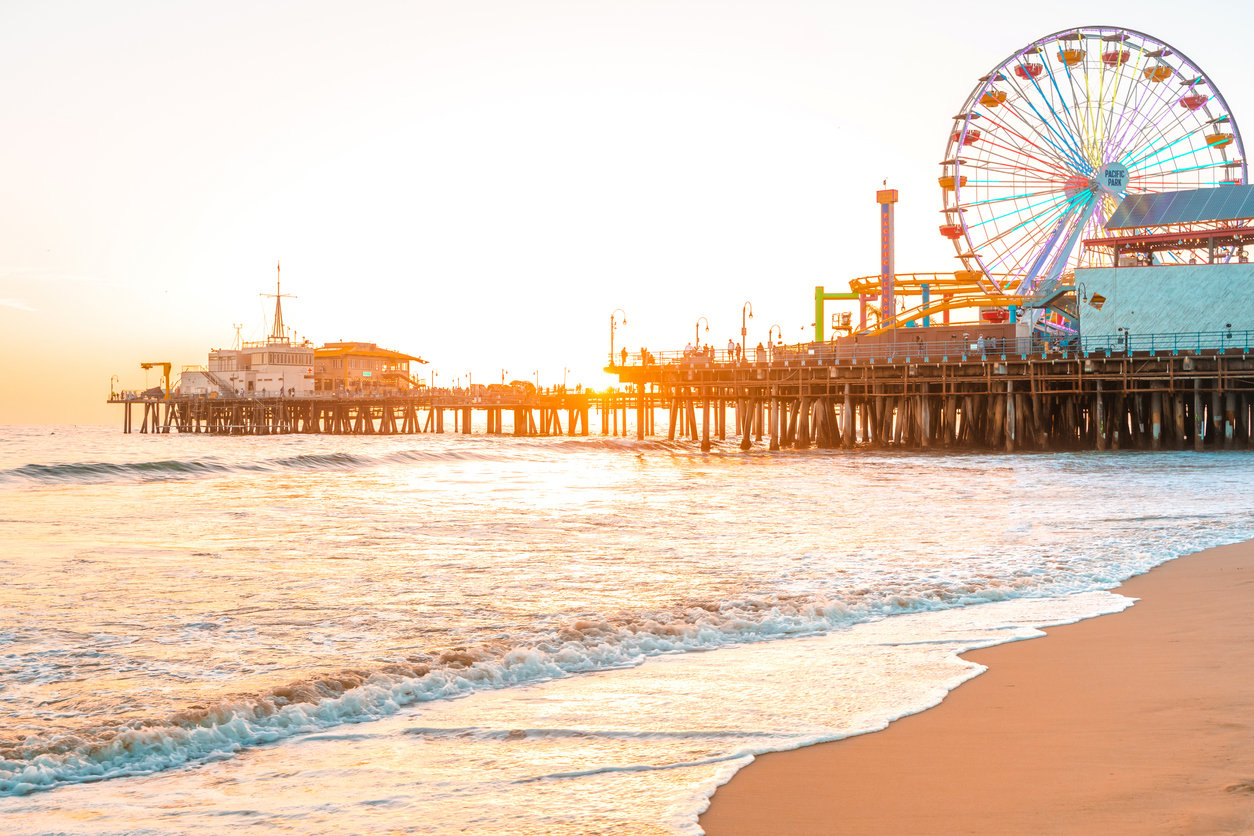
[700,540,1254,835]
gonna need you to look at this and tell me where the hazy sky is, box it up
[3,0,1251,424]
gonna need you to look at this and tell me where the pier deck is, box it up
[112,342,1254,451]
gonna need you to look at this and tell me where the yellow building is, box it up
[314,342,427,393]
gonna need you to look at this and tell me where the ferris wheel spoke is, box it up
[960,186,1069,209]
[968,141,1075,184]
[1099,43,1147,155]
[1035,56,1091,164]
[978,111,1085,178]
[972,191,1087,274]
[964,163,1071,185]
[1122,106,1202,166]
[1106,71,1177,162]
[966,190,1072,230]
[1114,73,1198,162]
[1012,88,1093,173]
[1125,127,1209,171]
[1122,102,1210,169]
[1001,64,1093,170]
[1131,158,1237,181]
[1062,58,1098,160]
[1099,48,1148,159]
[1132,143,1213,174]
[980,191,1092,275]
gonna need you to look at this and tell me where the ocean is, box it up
[2,423,1252,834]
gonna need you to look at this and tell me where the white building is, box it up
[180,272,315,397]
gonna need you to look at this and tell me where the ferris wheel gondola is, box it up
[940,26,1247,306]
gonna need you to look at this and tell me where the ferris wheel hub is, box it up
[1097,162,1130,196]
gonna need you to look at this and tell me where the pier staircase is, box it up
[185,366,237,396]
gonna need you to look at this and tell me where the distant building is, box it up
[314,342,427,393]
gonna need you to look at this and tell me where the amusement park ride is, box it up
[817,25,1248,345]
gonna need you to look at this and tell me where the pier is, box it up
[110,390,615,437]
[112,331,1254,452]
[608,335,1254,452]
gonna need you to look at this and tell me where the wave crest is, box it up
[0,577,1065,797]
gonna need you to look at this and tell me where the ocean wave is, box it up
[0,576,1118,797]
[5,459,235,483]
[0,437,678,487]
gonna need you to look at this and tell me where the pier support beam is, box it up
[769,388,779,451]
[1194,378,1205,452]
[1095,381,1106,451]
[702,390,711,452]
[1150,392,1162,451]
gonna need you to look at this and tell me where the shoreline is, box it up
[699,540,1254,835]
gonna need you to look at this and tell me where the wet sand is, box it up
[700,540,1254,835]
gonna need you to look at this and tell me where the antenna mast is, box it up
[260,260,296,342]
[232,323,244,350]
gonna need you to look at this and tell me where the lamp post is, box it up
[109,374,119,398]
[501,369,508,384]
[695,316,710,348]
[534,369,540,389]
[741,301,754,358]
[768,324,782,361]
[609,308,627,367]
[563,367,570,389]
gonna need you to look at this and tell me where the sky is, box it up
[3,0,1252,424]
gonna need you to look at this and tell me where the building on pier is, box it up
[180,339,315,397]
[1076,185,1254,351]
[313,342,427,393]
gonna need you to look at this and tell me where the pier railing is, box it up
[613,329,1254,369]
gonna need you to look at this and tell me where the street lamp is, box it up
[768,324,782,361]
[695,316,710,348]
[110,374,119,398]
[563,367,570,389]
[534,369,540,388]
[741,301,754,357]
[609,308,627,367]
[501,369,508,383]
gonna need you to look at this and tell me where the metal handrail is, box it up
[614,328,1254,368]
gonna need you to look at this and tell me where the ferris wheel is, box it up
[941,26,1247,301]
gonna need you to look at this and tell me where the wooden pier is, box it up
[607,344,1254,452]
[110,391,618,437]
[113,345,1254,451]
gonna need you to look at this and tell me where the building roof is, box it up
[1107,185,1254,230]
[314,342,427,363]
